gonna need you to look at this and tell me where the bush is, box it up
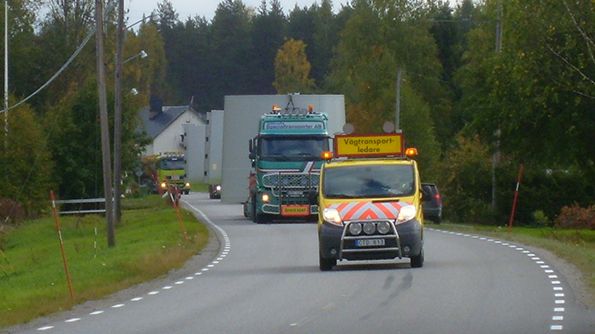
[532,210,551,227]
[555,204,595,229]
[0,198,25,225]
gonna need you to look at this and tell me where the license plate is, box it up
[281,205,310,216]
[355,239,386,247]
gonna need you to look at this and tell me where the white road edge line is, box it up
[37,326,54,331]
[430,228,569,333]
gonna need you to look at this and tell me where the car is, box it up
[208,184,222,199]
[422,183,442,224]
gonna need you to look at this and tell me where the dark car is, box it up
[208,184,222,199]
[422,183,442,224]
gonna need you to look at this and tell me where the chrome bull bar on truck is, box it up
[261,172,320,214]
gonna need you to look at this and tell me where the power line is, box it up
[0,1,116,115]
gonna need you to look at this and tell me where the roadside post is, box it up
[167,185,189,241]
[507,163,524,230]
[49,191,75,303]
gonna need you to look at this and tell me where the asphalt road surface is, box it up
[8,192,594,334]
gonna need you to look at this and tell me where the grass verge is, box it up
[429,222,595,306]
[0,195,208,328]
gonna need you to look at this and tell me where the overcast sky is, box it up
[125,0,350,24]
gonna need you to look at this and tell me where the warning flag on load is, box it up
[334,133,403,157]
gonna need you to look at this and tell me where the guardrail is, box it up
[54,198,106,215]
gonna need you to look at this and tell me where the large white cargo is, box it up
[221,95,345,203]
[204,110,224,183]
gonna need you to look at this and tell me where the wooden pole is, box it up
[113,0,124,225]
[96,0,115,247]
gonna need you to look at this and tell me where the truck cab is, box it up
[245,104,330,223]
[157,153,191,194]
[315,133,424,270]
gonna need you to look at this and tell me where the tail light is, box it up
[435,193,442,204]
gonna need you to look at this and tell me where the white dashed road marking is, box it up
[427,227,568,332]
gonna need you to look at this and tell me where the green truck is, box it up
[244,104,330,223]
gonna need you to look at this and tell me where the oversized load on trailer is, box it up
[244,99,330,223]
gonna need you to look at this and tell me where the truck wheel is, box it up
[410,248,424,268]
[255,213,269,224]
[250,196,258,223]
[319,255,336,271]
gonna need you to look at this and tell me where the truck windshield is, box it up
[259,137,328,161]
[323,164,415,198]
[159,158,185,170]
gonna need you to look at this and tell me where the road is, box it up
[9,192,594,334]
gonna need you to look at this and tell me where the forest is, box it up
[0,0,593,226]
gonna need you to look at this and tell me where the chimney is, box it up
[149,95,163,119]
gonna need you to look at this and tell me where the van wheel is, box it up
[319,255,336,271]
[410,248,424,268]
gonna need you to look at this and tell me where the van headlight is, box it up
[396,205,416,224]
[323,208,342,226]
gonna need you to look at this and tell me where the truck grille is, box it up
[262,173,319,189]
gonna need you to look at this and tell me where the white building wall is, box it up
[150,110,203,155]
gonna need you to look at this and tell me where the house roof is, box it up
[138,105,197,139]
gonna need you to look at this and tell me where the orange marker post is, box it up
[49,191,75,303]
[168,186,189,241]
[507,164,524,230]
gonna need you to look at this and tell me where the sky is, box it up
[125,0,350,24]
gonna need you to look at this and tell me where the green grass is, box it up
[0,195,208,328]
[429,222,595,306]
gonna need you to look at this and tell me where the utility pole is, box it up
[96,0,115,247]
[395,67,403,131]
[4,0,8,149]
[491,1,503,211]
[113,0,124,225]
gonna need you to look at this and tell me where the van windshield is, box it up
[323,164,415,198]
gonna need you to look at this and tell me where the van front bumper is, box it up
[318,219,423,261]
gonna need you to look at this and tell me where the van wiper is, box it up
[327,194,359,199]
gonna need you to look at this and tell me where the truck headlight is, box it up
[261,193,270,203]
[215,185,222,191]
[160,182,167,189]
[397,205,416,224]
[185,182,191,188]
[323,208,342,226]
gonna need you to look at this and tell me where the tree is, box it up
[132,21,168,104]
[273,39,315,94]
[0,0,41,105]
[251,0,286,93]
[0,99,54,214]
[211,0,254,105]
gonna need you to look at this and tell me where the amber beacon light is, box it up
[321,151,333,160]
[405,147,418,158]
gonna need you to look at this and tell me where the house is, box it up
[138,104,206,156]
